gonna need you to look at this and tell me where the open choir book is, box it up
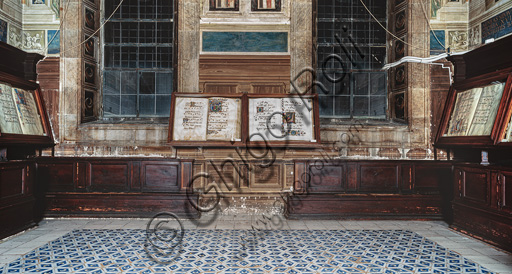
[249,97,314,141]
[172,97,241,141]
[445,82,506,137]
[0,83,45,136]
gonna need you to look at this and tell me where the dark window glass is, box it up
[317,0,387,118]
[103,0,174,118]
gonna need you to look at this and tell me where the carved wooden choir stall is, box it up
[435,34,512,252]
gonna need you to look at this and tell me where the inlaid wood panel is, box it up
[498,170,512,214]
[206,161,238,193]
[0,165,24,200]
[203,83,238,93]
[37,163,75,192]
[250,164,282,190]
[89,162,130,191]
[359,165,399,193]
[199,55,290,94]
[0,161,36,240]
[141,162,180,192]
[462,169,489,204]
[309,164,345,193]
[414,165,451,194]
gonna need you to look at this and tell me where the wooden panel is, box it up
[89,162,130,191]
[499,170,512,213]
[250,163,282,190]
[199,55,290,94]
[462,169,489,204]
[206,161,237,192]
[309,164,345,193]
[43,193,199,218]
[203,83,238,93]
[452,201,512,252]
[252,83,286,94]
[414,165,451,194]
[287,194,443,219]
[359,165,399,192]
[37,163,75,192]
[401,164,413,193]
[0,161,36,240]
[0,165,24,200]
[430,61,451,143]
[141,162,180,192]
[0,42,43,80]
[284,163,294,188]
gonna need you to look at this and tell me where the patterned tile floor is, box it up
[0,217,511,273]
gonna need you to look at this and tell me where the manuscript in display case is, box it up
[172,96,242,142]
[248,95,315,142]
[0,83,45,136]
[436,70,512,147]
[0,72,53,147]
[168,93,320,147]
[445,82,506,137]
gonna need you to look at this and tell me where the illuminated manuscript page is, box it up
[12,88,45,136]
[468,82,505,136]
[0,83,23,134]
[281,97,314,141]
[206,97,241,141]
[446,87,482,136]
[173,97,208,141]
[249,98,282,141]
[249,98,314,141]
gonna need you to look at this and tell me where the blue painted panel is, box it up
[202,32,288,52]
[430,30,445,55]
[0,19,7,43]
[47,30,60,54]
[481,7,512,43]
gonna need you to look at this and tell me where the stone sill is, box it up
[319,119,409,130]
[78,119,169,130]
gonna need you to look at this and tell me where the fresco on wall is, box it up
[47,30,60,54]
[23,30,44,52]
[431,0,442,18]
[481,7,512,43]
[202,32,288,52]
[469,25,481,48]
[8,25,22,49]
[0,19,7,43]
[32,0,45,4]
[486,0,501,10]
[51,0,60,18]
[430,30,445,55]
[448,30,468,52]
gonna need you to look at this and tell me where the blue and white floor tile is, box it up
[0,228,500,273]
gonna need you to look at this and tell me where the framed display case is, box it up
[435,70,512,148]
[0,71,54,148]
[168,93,320,147]
[168,93,245,147]
[0,41,54,241]
[246,93,320,147]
